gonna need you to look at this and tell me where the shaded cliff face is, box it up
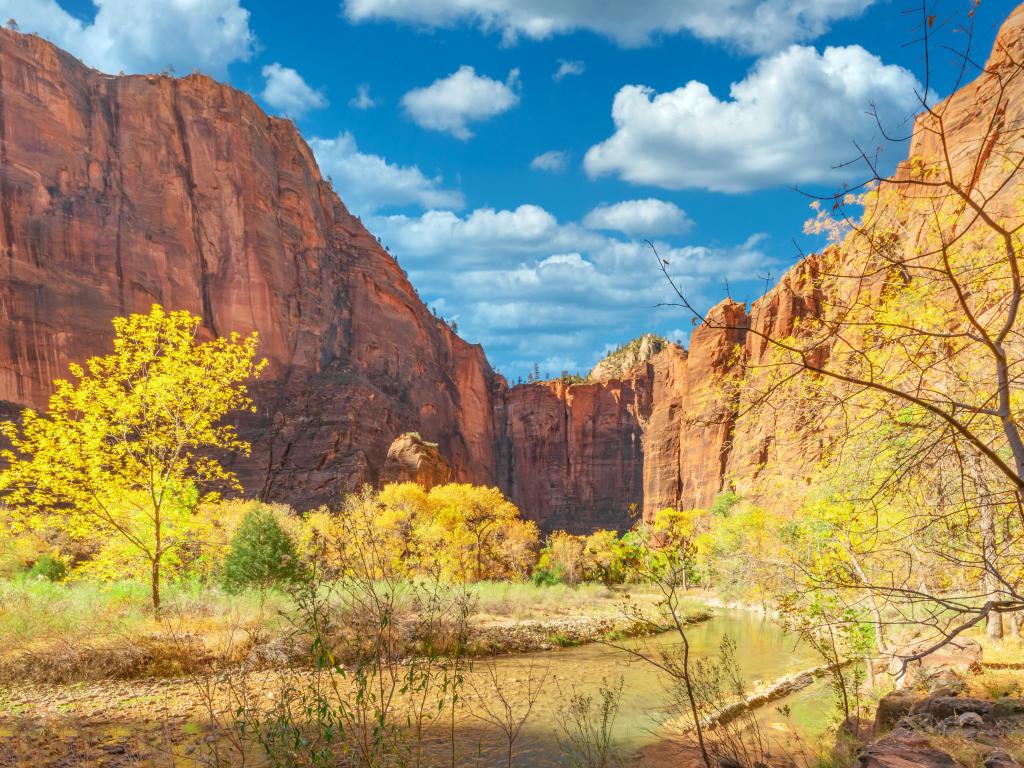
[496,375,652,533]
[0,29,499,508]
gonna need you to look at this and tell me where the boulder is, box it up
[986,749,1022,768]
[380,433,452,489]
[911,696,993,721]
[859,729,957,768]
[875,691,920,732]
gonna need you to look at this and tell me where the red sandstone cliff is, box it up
[3,5,1023,531]
[0,28,499,509]
[515,4,1024,522]
[495,373,652,533]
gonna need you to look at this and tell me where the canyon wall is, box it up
[2,3,1023,532]
[508,2,1024,524]
[0,28,500,511]
[494,373,653,532]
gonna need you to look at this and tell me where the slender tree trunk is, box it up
[844,541,888,654]
[971,455,1004,639]
[151,557,161,613]
[680,630,713,768]
[1009,611,1021,639]
[981,502,1004,640]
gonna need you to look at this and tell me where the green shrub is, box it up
[221,508,303,593]
[27,553,67,582]
[709,490,741,518]
[531,565,563,586]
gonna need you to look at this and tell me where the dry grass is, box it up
[466,581,661,623]
[977,635,1024,666]
[968,668,1024,699]
[0,578,294,683]
[923,731,1024,767]
[0,578,693,684]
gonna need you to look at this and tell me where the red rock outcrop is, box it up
[381,433,452,489]
[641,300,750,514]
[0,28,499,510]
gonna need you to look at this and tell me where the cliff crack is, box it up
[170,80,218,336]
[0,55,16,270]
[104,83,127,315]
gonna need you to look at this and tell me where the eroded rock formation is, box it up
[381,433,452,489]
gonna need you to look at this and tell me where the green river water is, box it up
[442,609,837,766]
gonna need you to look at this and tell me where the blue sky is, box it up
[5,0,1012,380]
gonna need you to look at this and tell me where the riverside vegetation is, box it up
[0,309,1015,768]
[0,303,1022,767]
[4,7,1024,765]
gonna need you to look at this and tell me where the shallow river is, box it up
[0,609,838,767]
[447,609,836,766]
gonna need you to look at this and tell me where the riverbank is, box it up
[0,608,820,768]
[858,643,1024,768]
[0,578,710,683]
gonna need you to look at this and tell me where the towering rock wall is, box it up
[495,374,652,533]
[3,3,1024,531]
[0,28,500,510]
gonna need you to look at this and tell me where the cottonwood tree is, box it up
[658,3,1024,667]
[0,305,265,611]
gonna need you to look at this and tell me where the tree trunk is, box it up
[972,455,1004,640]
[151,557,161,613]
[982,499,1003,640]
[989,611,1005,639]
[1009,611,1021,639]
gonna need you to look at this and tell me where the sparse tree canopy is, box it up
[0,305,266,611]
[659,4,1024,666]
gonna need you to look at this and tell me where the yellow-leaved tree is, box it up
[0,305,266,611]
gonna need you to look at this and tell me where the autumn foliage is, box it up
[0,305,266,610]
[304,482,539,583]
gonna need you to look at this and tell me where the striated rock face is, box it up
[381,433,452,489]
[495,374,653,533]
[0,29,499,510]
[642,300,750,513]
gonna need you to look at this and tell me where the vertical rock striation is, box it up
[495,374,652,533]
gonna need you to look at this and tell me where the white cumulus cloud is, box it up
[401,65,521,140]
[261,63,327,118]
[310,132,464,216]
[343,0,875,53]
[367,203,776,378]
[583,199,692,236]
[1,0,254,76]
[584,44,921,193]
[530,150,569,173]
